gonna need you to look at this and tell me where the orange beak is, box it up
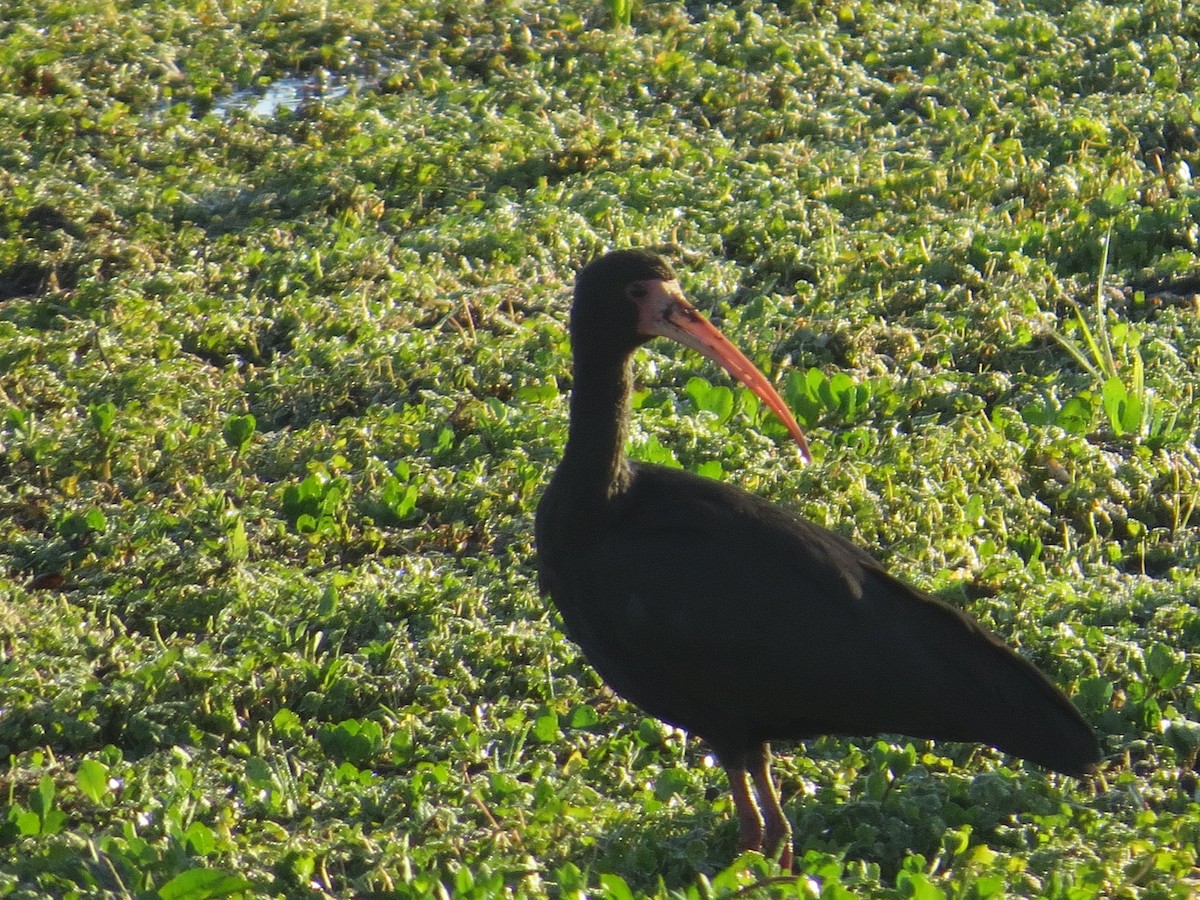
[635,280,811,463]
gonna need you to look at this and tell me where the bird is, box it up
[535,249,1103,868]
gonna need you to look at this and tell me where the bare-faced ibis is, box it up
[535,249,1102,867]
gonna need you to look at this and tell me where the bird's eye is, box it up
[626,282,648,301]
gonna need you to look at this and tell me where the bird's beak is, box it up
[636,280,812,463]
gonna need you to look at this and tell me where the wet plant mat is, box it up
[2,0,1200,897]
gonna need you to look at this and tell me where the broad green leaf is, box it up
[567,705,599,729]
[226,515,248,562]
[784,368,825,425]
[1057,396,1094,435]
[31,775,55,818]
[685,376,735,423]
[158,868,254,900]
[317,582,339,617]
[533,708,559,743]
[185,821,217,856]
[599,873,635,900]
[76,759,109,804]
[89,401,117,436]
[1076,677,1114,714]
[222,413,257,453]
[1102,376,1131,435]
[15,809,41,836]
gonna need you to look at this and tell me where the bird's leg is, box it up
[726,763,765,855]
[749,744,794,870]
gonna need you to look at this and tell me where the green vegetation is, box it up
[2,0,1200,896]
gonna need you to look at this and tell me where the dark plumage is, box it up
[535,249,1102,867]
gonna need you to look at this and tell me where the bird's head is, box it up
[572,248,680,357]
[571,249,811,461]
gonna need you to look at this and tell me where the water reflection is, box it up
[209,72,359,118]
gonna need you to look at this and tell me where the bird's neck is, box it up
[557,351,635,500]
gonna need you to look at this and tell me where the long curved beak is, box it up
[635,280,812,463]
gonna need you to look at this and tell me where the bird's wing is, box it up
[570,465,889,729]
[571,464,1096,772]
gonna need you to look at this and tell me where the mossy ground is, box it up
[2,1,1200,897]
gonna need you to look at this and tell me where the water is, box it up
[209,71,359,119]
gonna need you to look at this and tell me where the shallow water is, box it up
[209,72,358,118]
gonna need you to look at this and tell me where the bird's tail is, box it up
[872,571,1103,776]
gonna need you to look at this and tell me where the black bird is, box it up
[535,249,1102,867]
